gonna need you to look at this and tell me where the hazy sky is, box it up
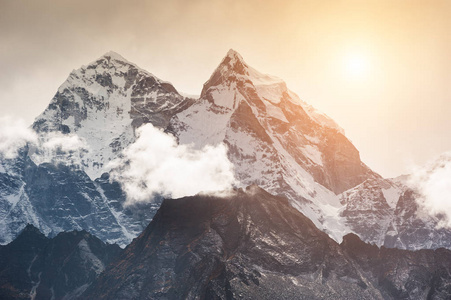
[1,0,450,178]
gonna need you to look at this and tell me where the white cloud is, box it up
[408,152,451,228]
[29,132,89,168]
[109,123,236,205]
[0,115,89,171]
[42,132,88,152]
[0,116,37,159]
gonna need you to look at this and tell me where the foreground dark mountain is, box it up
[0,224,121,300]
[84,186,451,300]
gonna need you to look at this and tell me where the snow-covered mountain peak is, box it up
[4,50,451,252]
[31,52,189,179]
[172,49,378,240]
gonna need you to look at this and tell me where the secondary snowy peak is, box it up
[31,51,191,179]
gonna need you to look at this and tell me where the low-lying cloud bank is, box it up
[109,124,236,205]
[409,152,451,228]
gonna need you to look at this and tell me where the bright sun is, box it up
[343,53,370,79]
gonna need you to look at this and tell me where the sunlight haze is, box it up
[0,0,450,178]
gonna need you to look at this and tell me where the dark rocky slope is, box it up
[84,186,451,299]
[0,224,121,300]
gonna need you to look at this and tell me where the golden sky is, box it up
[1,0,450,177]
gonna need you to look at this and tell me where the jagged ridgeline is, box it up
[1,50,451,251]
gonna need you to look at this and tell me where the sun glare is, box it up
[343,53,370,79]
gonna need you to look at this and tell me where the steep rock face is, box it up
[0,224,121,300]
[173,49,373,195]
[84,187,451,300]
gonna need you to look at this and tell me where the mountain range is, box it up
[0,49,450,251]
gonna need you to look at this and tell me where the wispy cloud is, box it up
[109,124,236,205]
[408,152,451,228]
[30,131,89,167]
[0,116,37,159]
[0,116,88,168]
[42,132,88,152]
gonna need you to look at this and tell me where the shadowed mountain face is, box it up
[0,225,121,300]
[83,187,451,300]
